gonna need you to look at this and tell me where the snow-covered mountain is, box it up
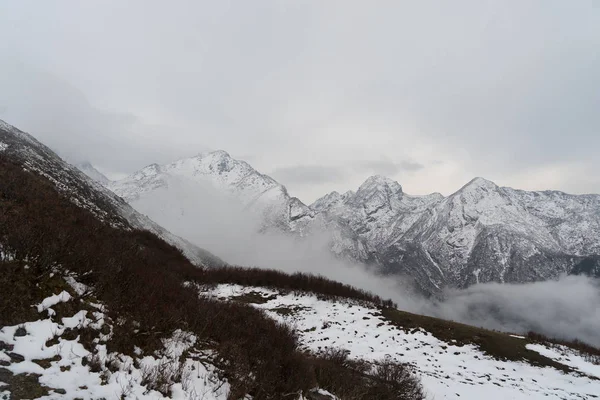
[105,150,600,295]
[0,119,224,268]
[315,176,600,294]
[109,150,315,234]
[108,151,377,267]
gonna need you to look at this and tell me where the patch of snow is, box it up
[473,268,481,284]
[65,276,89,296]
[36,291,72,313]
[527,343,600,379]
[0,277,230,399]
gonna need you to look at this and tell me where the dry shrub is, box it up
[311,348,424,400]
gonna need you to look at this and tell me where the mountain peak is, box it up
[311,191,343,211]
[198,149,232,159]
[358,175,403,194]
[462,177,498,191]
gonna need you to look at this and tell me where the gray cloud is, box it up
[270,158,424,188]
[271,165,346,185]
[0,58,210,175]
[429,276,600,347]
[0,1,599,202]
[400,161,425,171]
[357,159,425,176]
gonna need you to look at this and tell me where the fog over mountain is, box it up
[433,276,600,347]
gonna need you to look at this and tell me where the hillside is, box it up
[1,121,599,399]
[204,284,600,399]
[0,121,424,399]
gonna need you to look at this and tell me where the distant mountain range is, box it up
[79,149,600,296]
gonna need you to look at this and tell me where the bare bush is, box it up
[311,348,423,400]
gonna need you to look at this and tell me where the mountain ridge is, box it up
[98,149,600,295]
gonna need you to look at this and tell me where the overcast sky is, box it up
[1,1,599,203]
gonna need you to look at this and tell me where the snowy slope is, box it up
[205,284,600,400]
[0,119,224,268]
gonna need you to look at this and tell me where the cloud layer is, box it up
[430,276,600,347]
[1,1,599,201]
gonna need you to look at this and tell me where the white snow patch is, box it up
[1,277,230,399]
[65,275,89,295]
[36,291,72,313]
[473,268,481,284]
[527,343,600,379]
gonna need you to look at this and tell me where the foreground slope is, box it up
[0,119,224,267]
[206,284,600,400]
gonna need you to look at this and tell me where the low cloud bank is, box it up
[428,275,600,347]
